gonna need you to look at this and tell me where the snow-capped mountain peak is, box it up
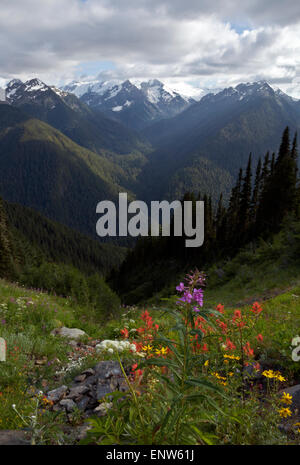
[200,80,277,105]
[6,78,50,103]
[62,78,194,130]
[24,78,48,93]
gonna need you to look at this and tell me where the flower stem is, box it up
[116,353,145,430]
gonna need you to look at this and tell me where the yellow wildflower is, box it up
[142,345,153,353]
[281,392,292,405]
[223,354,240,361]
[204,360,209,367]
[262,370,276,379]
[278,407,292,418]
[293,423,300,433]
[211,372,226,381]
[275,374,286,382]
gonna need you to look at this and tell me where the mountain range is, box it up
[136,81,300,202]
[63,78,194,130]
[5,78,148,155]
[0,77,300,240]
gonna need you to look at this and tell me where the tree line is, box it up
[111,127,300,302]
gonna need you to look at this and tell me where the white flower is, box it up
[136,352,146,358]
[12,404,16,409]
[96,339,136,354]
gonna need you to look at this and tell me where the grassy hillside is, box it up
[0,266,299,444]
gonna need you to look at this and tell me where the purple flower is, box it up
[178,291,193,304]
[193,288,204,307]
[176,282,185,292]
[193,306,200,313]
[1,319,6,325]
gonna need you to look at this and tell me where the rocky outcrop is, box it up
[47,361,128,417]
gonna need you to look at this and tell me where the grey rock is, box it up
[47,385,68,403]
[82,375,97,387]
[76,395,91,411]
[59,398,77,412]
[96,382,115,401]
[74,374,86,383]
[118,380,129,393]
[67,385,89,399]
[0,430,30,445]
[94,361,120,377]
[84,409,96,418]
[53,327,87,341]
[87,397,99,409]
[82,368,95,377]
[94,402,113,416]
[105,367,122,379]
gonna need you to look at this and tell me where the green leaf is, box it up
[190,425,216,445]
[185,377,227,396]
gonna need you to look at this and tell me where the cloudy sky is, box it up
[1,0,300,97]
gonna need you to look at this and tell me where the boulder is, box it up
[52,327,87,341]
[47,385,68,403]
[96,382,115,401]
[59,399,77,412]
[94,402,113,416]
[77,396,90,411]
[67,385,89,400]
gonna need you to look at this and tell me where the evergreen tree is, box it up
[238,153,252,243]
[258,127,298,233]
[0,197,13,278]
[250,157,262,225]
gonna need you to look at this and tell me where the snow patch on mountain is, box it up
[64,79,123,98]
[24,79,47,92]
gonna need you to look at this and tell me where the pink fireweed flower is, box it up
[178,291,193,304]
[176,282,185,292]
[193,288,204,307]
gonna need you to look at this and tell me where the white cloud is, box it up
[1,1,300,97]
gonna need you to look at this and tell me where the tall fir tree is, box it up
[238,153,252,244]
[0,197,13,278]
